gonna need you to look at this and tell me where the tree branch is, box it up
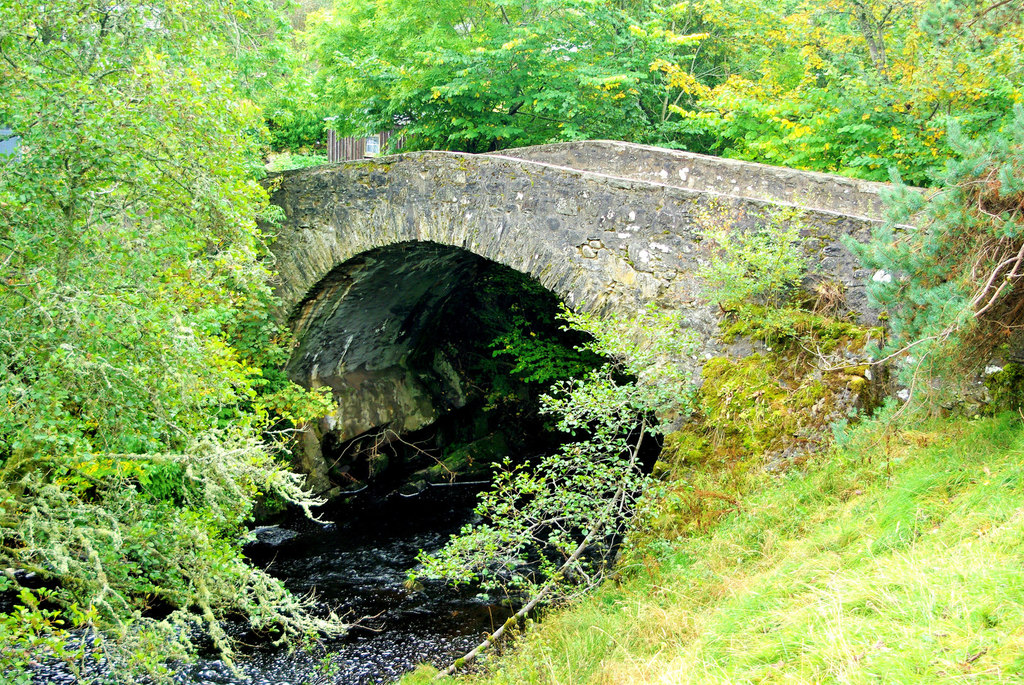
[439,527,599,677]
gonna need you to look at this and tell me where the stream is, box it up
[173,483,511,685]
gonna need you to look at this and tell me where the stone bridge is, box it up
[266,141,890,475]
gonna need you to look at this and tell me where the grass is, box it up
[410,411,1024,683]
[265,151,329,172]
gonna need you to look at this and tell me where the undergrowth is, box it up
[720,304,878,353]
[265,151,329,171]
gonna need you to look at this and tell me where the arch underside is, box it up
[288,241,484,441]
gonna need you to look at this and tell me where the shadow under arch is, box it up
[286,240,604,493]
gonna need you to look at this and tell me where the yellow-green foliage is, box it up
[699,354,826,458]
[721,305,877,351]
[452,413,1024,684]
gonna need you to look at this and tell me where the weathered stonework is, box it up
[285,242,478,442]
[266,142,888,456]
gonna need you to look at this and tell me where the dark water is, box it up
[174,484,511,685]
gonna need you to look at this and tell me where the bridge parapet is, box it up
[498,140,893,221]
[269,148,882,325]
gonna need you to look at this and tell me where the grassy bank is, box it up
[410,411,1024,683]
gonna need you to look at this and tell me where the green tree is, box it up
[0,1,341,676]
[703,208,809,310]
[303,0,1020,181]
[847,105,1024,385]
[662,0,1023,184]
[306,0,706,151]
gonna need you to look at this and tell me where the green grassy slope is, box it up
[411,412,1024,684]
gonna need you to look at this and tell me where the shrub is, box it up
[266,152,330,172]
[703,207,808,309]
[846,105,1024,383]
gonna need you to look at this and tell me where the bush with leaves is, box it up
[0,2,343,678]
[306,0,708,152]
[1,436,346,677]
[847,105,1024,386]
[413,305,697,674]
[703,207,809,310]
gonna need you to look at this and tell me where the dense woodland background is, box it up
[291,0,1022,185]
[1,0,1023,681]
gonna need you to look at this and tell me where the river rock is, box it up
[251,525,300,547]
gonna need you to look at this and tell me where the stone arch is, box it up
[287,241,505,442]
[266,145,886,464]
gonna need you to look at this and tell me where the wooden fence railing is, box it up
[327,130,399,163]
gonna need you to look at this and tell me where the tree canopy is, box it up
[305,0,690,151]
[0,1,339,677]
[305,0,1022,183]
[671,0,1024,184]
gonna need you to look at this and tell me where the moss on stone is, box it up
[984,362,1024,413]
[846,375,868,393]
[700,354,806,457]
[664,330,874,480]
[659,431,711,468]
[720,304,878,353]
[419,432,509,483]
[649,337,876,541]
